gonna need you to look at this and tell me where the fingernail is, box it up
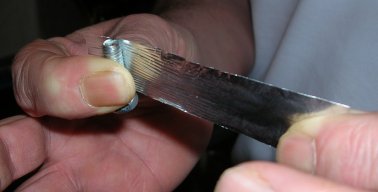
[277,131,316,174]
[277,108,360,174]
[80,71,129,107]
[277,112,335,174]
[215,167,274,192]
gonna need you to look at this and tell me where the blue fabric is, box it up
[250,0,378,111]
[233,0,378,162]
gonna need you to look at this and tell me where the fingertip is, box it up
[80,57,136,109]
[73,56,137,116]
[276,107,352,172]
[215,162,274,192]
[24,55,136,119]
[278,110,378,190]
[276,132,316,173]
[277,108,368,168]
[216,162,360,192]
[287,106,360,137]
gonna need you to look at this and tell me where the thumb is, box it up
[215,162,364,192]
[13,39,135,119]
[277,111,378,190]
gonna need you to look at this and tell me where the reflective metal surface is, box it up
[102,39,139,113]
[103,39,349,147]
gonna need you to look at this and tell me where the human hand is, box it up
[3,14,212,191]
[215,111,378,191]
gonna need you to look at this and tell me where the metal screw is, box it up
[103,38,139,113]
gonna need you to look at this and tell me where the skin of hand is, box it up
[215,111,378,192]
[6,14,212,191]
[8,0,378,191]
[4,0,253,191]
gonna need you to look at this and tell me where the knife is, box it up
[101,38,349,147]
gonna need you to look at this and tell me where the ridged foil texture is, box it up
[102,39,349,146]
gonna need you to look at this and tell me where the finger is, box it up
[277,111,378,190]
[15,168,78,192]
[13,39,135,119]
[215,162,364,192]
[13,14,198,119]
[0,116,47,190]
[109,14,200,62]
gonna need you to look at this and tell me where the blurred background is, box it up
[0,0,238,191]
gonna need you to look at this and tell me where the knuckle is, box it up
[12,51,37,116]
[111,14,174,48]
[110,13,198,61]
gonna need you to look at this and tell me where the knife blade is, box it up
[102,38,349,147]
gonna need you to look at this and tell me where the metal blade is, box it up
[103,39,349,147]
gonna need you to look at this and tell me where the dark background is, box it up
[0,0,238,191]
